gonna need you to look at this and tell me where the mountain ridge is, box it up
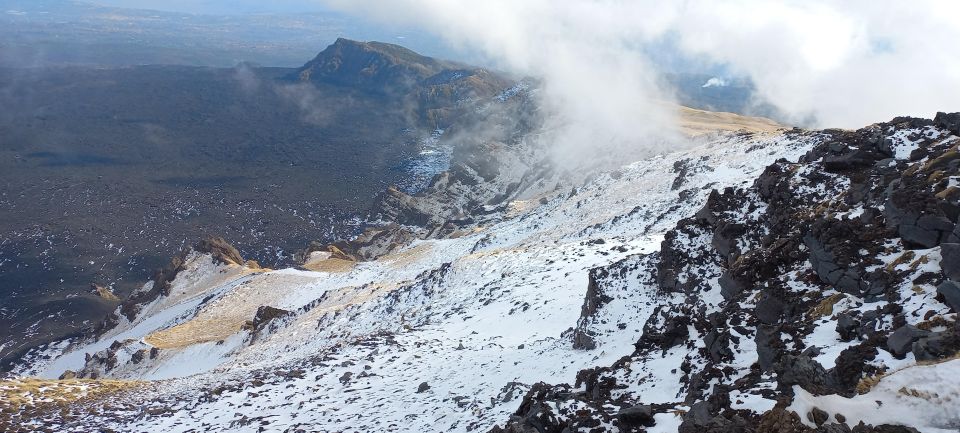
[5,110,958,432]
[0,39,516,371]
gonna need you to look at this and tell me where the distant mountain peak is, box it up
[294,38,461,93]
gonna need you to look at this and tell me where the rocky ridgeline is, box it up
[295,38,513,128]
[492,113,960,432]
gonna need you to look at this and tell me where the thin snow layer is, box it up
[36,131,814,432]
[28,254,252,379]
[789,359,960,433]
[885,125,948,160]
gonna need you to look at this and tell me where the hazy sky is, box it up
[87,0,960,131]
[89,0,332,15]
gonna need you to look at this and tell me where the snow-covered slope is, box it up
[4,113,960,433]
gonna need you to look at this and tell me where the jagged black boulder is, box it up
[937,280,960,312]
[940,243,960,280]
[617,404,655,428]
[935,111,960,135]
[912,322,960,361]
[886,325,929,358]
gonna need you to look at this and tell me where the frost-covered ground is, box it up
[8,117,960,433]
[6,130,811,432]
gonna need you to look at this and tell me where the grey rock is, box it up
[755,325,781,372]
[711,222,746,260]
[819,423,852,433]
[935,111,960,135]
[836,313,860,342]
[131,349,148,364]
[804,234,865,295]
[755,294,785,325]
[941,244,960,280]
[912,328,960,361]
[886,325,929,358]
[776,355,835,395]
[823,149,883,172]
[687,401,712,425]
[571,329,597,350]
[858,311,880,338]
[718,271,747,301]
[807,406,829,426]
[417,381,430,393]
[937,280,960,312]
[896,211,954,249]
[617,404,655,427]
[704,330,733,363]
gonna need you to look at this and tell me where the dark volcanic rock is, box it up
[900,214,954,249]
[755,325,782,372]
[807,407,829,426]
[756,408,812,433]
[912,322,960,361]
[939,243,960,280]
[712,222,746,260]
[755,293,785,324]
[776,355,836,395]
[851,423,921,433]
[571,330,597,351]
[719,271,748,300]
[823,148,884,172]
[242,306,293,333]
[935,111,960,135]
[804,229,865,296]
[131,349,147,364]
[636,306,691,352]
[830,344,878,394]
[488,113,960,433]
[490,383,569,433]
[886,325,929,358]
[617,404,655,428]
[937,280,960,312]
[836,313,860,342]
[704,329,734,363]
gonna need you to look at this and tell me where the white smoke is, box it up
[668,1,960,127]
[321,0,682,168]
[319,0,960,134]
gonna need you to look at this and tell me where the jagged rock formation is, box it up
[492,114,960,432]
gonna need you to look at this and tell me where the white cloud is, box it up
[319,0,960,141]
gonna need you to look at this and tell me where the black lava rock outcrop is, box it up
[491,114,960,432]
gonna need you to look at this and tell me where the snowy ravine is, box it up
[4,113,960,433]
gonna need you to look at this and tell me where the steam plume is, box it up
[320,0,960,135]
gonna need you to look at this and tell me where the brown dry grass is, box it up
[93,285,121,302]
[381,243,434,269]
[0,378,142,412]
[302,257,356,273]
[809,293,845,319]
[144,317,247,349]
[909,254,930,271]
[146,271,316,349]
[885,251,916,272]
[677,106,783,137]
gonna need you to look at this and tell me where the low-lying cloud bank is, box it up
[320,0,960,140]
